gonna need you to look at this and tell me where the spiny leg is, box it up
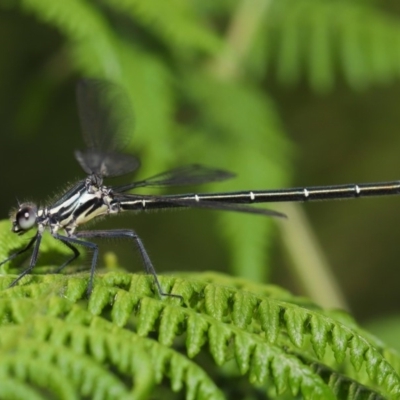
[51,237,81,274]
[0,233,38,268]
[53,233,98,296]
[75,229,181,299]
[8,233,42,288]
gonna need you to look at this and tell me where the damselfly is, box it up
[2,79,399,296]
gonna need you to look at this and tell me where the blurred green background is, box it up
[1,0,400,339]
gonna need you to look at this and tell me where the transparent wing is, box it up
[74,149,140,178]
[113,164,236,192]
[75,79,140,177]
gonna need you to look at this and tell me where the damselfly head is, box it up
[11,203,38,235]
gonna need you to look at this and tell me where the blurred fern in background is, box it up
[3,0,400,285]
[2,0,400,398]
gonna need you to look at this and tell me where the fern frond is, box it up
[0,379,45,400]
[19,0,121,78]
[0,311,224,399]
[263,0,400,91]
[115,44,177,175]
[103,0,222,56]
[0,337,130,399]
[1,271,399,399]
[307,358,387,400]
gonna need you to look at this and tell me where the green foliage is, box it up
[0,271,399,399]
[2,0,400,398]
[5,0,400,283]
[259,0,400,92]
[3,0,294,283]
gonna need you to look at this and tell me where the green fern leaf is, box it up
[158,306,186,346]
[331,323,353,364]
[310,314,330,359]
[102,0,222,55]
[232,288,259,330]
[204,284,231,321]
[186,315,209,358]
[136,297,164,337]
[284,307,308,348]
[234,331,256,374]
[258,299,281,343]
[309,360,387,400]
[1,269,400,398]
[266,0,400,91]
[350,335,369,372]
[19,0,121,77]
[0,379,45,400]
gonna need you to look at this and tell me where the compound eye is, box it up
[16,205,37,231]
